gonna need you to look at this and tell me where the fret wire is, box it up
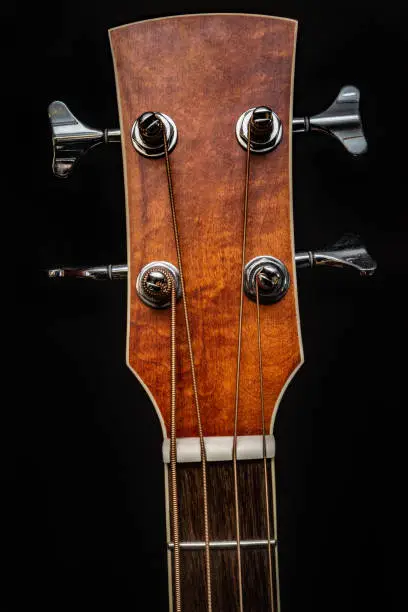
[232,120,252,612]
[256,278,276,612]
[162,122,213,612]
[168,539,277,550]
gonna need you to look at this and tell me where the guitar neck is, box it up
[166,459,280,610]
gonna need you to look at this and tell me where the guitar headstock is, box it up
[46,14,377,610]
[47,14,373,440]
[108,14,299,438]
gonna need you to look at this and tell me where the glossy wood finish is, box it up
[109,14,302,438]
[169,460,278,610]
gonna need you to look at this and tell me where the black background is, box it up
[5,1,408,610]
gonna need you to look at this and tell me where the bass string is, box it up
[232,120,252,612]
[169,280,181,612]
[233,120,278,611]
[256,277,276,612]
[164,115,278,611]
[161,123,213,612]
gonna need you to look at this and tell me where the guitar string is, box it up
[232,120,252,612]
[255,277,276,612]
[162,125,213,612]
[169,279,181,612]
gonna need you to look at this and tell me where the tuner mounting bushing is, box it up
[244,256,290,304]
[236,106,283,153]
[131,112,177,158]
[136,261,181,309]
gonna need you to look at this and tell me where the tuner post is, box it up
[48,84,366,177]
[244,256,290,304]
[47,236,377,282]
[295,233,377,276]
[236,106,283,153]
[131,112,177,158]
[136,261,181,309]
[104,128,121,143]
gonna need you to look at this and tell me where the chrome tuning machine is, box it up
[48,101,120,178]
[243,256,290,303]
[135,262,181,309]
[293,85,367,156]
[236,106,283,153]
[48,84,366,178]
[296,233,376,276]
[47,234,377,282]
[131,112,177,158]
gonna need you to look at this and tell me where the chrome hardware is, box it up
[48,84,365,177]
[244,256,290,304]
[131,112,177,158]
[296,233,377,276]
[48,264,127,280]
[48,101,120,178]
[136,261,181,309]
[236,106,283,153]
[47,235,377,281]
[167,539,277,551]
[48,85,367,178]
[292,85,367,156]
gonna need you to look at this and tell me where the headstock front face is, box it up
[109,14,302,438]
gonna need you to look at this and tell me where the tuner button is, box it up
[293,85,367,156]
[310,85,367,155]
[48,101,105,178]
[296,233,377,276]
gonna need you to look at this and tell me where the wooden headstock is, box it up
[109,14,302,439]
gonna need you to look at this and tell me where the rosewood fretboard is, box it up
[169,460,279,610]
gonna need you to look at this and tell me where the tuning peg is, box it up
[48,101,120,178]
[47,235,376,280]
[296,233,376,276]
[49,85,365,178]
[292,85,367,156]
[47,264,128,280]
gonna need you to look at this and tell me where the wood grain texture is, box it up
[109,14,303,437]
[170,461,278,610]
